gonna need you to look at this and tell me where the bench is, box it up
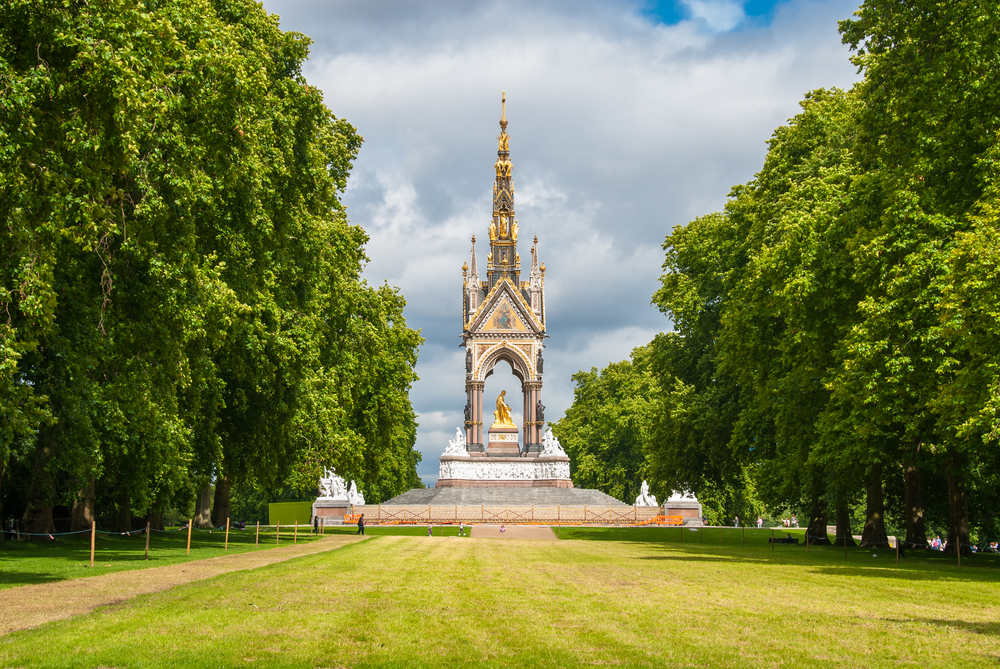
[768,536,799,544]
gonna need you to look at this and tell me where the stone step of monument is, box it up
[380,486,631,508]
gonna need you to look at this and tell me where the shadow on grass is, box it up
[626,540,1000,583]
[893,617,1000,637]
[0,570,64,587]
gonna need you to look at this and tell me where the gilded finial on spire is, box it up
[497,92,510,153]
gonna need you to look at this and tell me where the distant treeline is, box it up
[0,0,423,535]
[554,0,1000,552]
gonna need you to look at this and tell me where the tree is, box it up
[553,346,654,504]
[0,0,423,534]
[839,0,1000,553]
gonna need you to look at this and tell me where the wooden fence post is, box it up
[255,520,260,545]
[896,536,899,565]
[771,528,774,551]
[700,527,703,543]
[806,529,809,553]
[145,522,151,560]
[225,517,230,551]
[584,505,587,524]
[720,527,723,545]
[294,521,298,544]
[742,526,744,547]
[276,523,280,545]
[90,520,96,567]
[957,541,961,570]
[187,518,192,555]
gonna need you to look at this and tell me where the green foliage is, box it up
[552,346,654,503]
[567,3,1000,545]
[0,0,421,529]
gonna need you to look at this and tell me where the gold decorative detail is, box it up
[540,262,546,273]
[462,261,468,273]
[499,91,508,131]
[489,221,496,241]
[512,220,518,242]
[515,252,520,264]
[498,216,508,237]
[492,390,515,428]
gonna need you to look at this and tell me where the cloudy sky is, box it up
[261,0,861,485]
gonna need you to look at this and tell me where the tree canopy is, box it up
[557,1,1000,550]
[1,0,422,534]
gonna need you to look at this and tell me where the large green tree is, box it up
[0,0,422,534]
[552,345,654,504]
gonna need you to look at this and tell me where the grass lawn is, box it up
[0,525,326,589]
[0,525,470,590]
[1,528,997,668]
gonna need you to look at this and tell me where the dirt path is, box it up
[472,524,556,540]
[0,535,364,635]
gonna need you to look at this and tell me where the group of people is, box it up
[734,516,796,529]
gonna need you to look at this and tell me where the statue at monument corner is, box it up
[540,428,567,457]
[635,480,658,507]
[443,427,468,456]
[493,390,515,427]
[318,467,348,500]
[347,480,365,506]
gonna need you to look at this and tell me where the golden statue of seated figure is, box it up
[492,390,516,428]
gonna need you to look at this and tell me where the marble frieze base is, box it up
[437,455,572,488]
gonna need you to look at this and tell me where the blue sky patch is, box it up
[643,0,789,30]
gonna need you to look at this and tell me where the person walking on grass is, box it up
[459,521,465,537]
[734,516,739,528]
[500,524,506,533]
[356,514,365,536]
[428,523,433,537]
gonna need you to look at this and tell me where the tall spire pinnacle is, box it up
[488,92,518,290]
[469,235,480,286]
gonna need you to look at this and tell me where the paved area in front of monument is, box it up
[383,486,628,506]
[469,524,556,540]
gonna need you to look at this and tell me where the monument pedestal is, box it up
[312,498,348,526]
[487,425,520,457]
[437,454,573,488]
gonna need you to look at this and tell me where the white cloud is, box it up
[683,0,747,32]
[262,0,861,484]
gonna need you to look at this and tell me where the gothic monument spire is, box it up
[488,91,519,290]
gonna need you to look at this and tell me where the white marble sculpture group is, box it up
[318,467,365,506]
[634,480,658,507]
[443,427,468,456]
[438,426,571,482]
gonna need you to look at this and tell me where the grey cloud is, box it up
[262,0,860,484]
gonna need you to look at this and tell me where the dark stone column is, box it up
[466,380,485,453]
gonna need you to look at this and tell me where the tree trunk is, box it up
[946,460,970,556]
[0,459,5,544]
[833,503,856,547]
[145,510,164,531]
[903,455,927,550]
[211,473,230,528]
[194,482,213,528]
[70,476,96,532]
[861,464,890,548]
[115,487,132,533]
[806,502,830,546]
[22,427,56,535]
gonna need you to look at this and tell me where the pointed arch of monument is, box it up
[476,340,531,383]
